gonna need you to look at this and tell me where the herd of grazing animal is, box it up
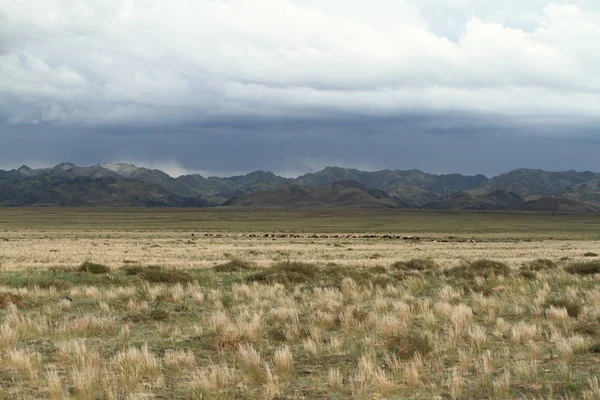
[200,233,478,243]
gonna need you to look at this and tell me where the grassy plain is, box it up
[0,208,599,399]
[1,207,600,239]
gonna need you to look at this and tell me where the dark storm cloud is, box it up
[1,1,599,175]
[3,114,600,177]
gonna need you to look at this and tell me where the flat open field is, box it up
[0,208,599,399]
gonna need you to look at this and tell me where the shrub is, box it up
[386,332,433,359]
[213,259,255,273]
[78,261,110,274]
[143,266,194,284]
[519,270,538,280]
[149,308,170,321]
[588,342,600,353]
[522,259,557,271]
[365,266,385,275]
[573,316,600,335]
[122,265,144,275]
[0,293,26,308]
[565,261,600,275]
[544,296,582,318]
[319,264,398,288]
[24,277,72,290]
[125,265,195,284]
[584,252,598,257]
[447,259,510,279]
[370,275,400,288]
[392,259,439,271]
[248,261,317,285]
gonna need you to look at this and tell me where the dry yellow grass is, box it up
[0,210,598,398]
[1,231,598,271]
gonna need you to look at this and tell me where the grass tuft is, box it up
[248,261,318,285]
[544,295,582,318]
[574,316,600,335]
[447,259,511,279]
[565,261,600,275]
[213,259,256,273]
[386,332,433,359]
[123,265,195,284]
[78,261,110,274]
[522,258,557,271]
[392,259,439,271]
[587,342,600,353]
[0,292,26,308]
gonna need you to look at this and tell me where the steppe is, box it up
[0,208,599,399]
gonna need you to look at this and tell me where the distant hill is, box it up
[425,190,525,210]
[0,176,207,207]
[295,167,488,195]
[472,169,600,199]
[389,186,442,207]
[225,180,404,208]
[521,197,600,212]
[1,163,600,210]
[562,179,600,207]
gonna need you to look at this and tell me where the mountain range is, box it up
[1,163,600,211]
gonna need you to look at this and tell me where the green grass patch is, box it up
[0,270,133,289]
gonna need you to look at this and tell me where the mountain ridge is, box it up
[1,163,599,210]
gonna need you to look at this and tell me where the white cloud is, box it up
[108,159,246,178]
[0,0,599,129]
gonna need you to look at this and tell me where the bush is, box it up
[565,261,600,275]
[125,265,195,284]
[78,261,110,274]
[0,292,26,308]
[392,259,439,271]
[386,332,433,359]
[248,261,318,285]
[522,259,557,271]
[446,259,510,279]
[584,252,598,257]
[122,265,144,275]
[213,259,255,273]
[544,296,582,318]
[369,265,388,274]
[149,308,170,321]
[573,316,600,335]
[519,270,538,280]
[587,342,600,353]
[318,264,399,288]
[369,275,400,288]
[143,266,194,284]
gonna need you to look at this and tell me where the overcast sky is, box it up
[1,0,599,177]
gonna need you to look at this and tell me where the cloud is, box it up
[110,159,246,178]
[0,0,598,129]
[1,1,599,177]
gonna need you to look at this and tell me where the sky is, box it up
[1,0,599,178]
